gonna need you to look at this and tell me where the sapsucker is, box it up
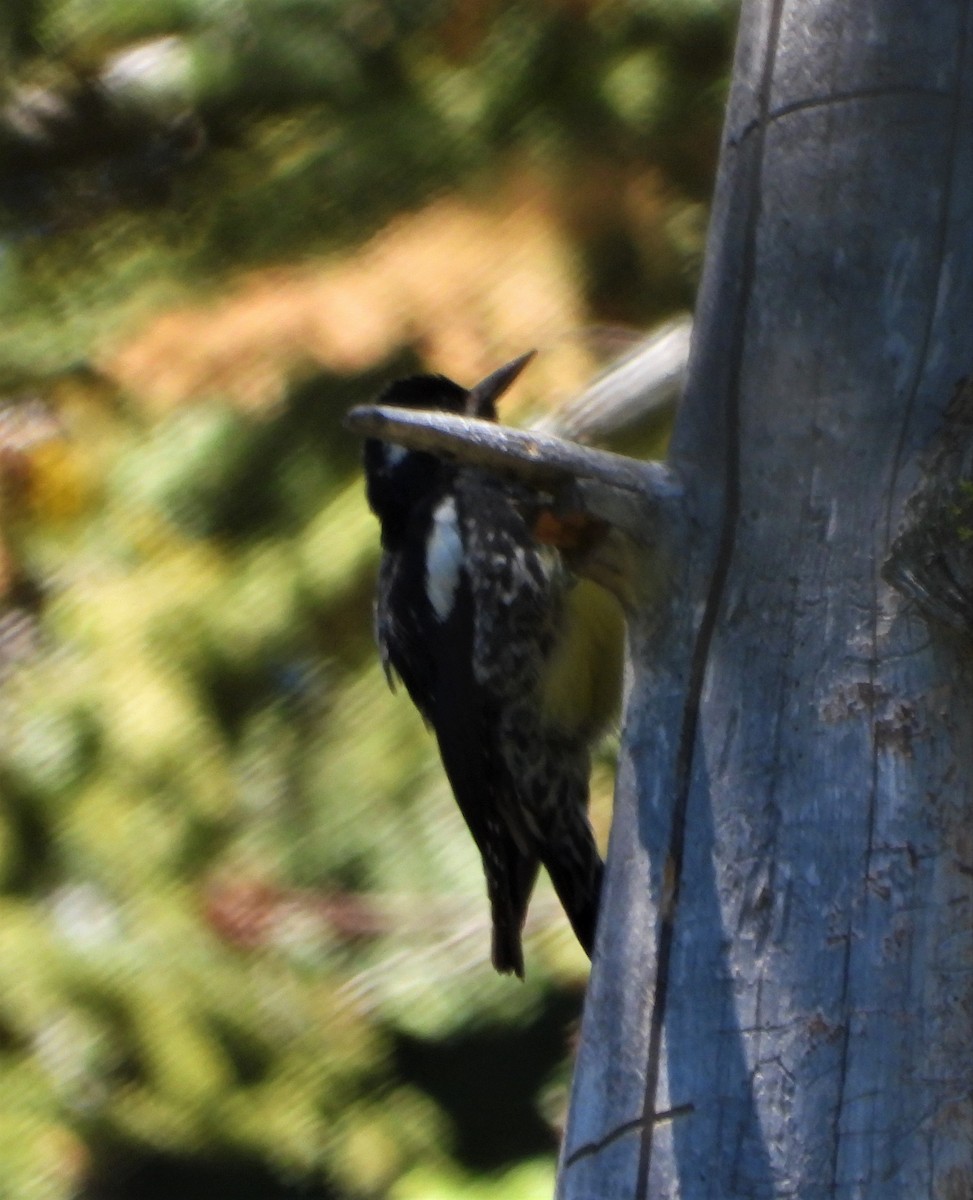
[362,354,624,977]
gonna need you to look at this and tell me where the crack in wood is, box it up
[563,1105,695,1170]
[729,84,951,149]
[630,1,787,1196]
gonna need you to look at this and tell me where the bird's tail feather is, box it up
[542,823,604,959]
[487,853,539,978]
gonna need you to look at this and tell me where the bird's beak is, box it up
[465,350,537,418]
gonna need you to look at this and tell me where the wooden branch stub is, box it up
[532,314,692,442]
[344,404,681,546]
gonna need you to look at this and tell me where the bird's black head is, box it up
[363,374,467,543]
[363,353,535,545]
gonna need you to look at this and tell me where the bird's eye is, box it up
[383,443,408,468]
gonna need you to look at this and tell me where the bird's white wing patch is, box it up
[426,495,464,621]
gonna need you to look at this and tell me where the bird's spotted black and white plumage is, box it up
[363,354,623,976]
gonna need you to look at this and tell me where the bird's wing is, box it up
[431,565,539,976]
[375,487,539,975]
[374,548,438,722]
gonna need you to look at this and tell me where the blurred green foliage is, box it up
[0,1,735,1196]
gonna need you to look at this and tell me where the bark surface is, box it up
[559,2,973,1196]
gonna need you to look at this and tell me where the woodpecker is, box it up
[362,353,624,976]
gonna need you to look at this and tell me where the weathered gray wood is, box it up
[532,315,692,441]
[344,404,660,495]
[559,1,973,1197]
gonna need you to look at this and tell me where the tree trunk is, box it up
[558,1,973,1197]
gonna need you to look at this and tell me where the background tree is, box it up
[560,1,973,1197]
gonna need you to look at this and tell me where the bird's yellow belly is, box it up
[539,578,625,743]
